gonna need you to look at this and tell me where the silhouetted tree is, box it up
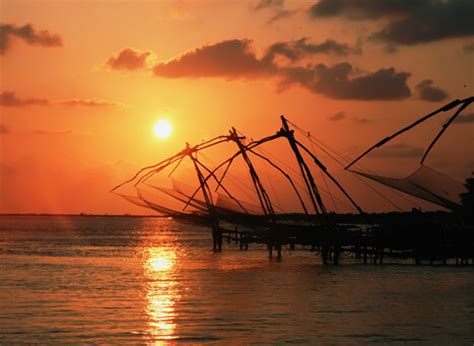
[460,173,474,224]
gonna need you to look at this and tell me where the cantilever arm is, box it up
[215,157,235,192]
[111,135,232,192]
[182,152,244,211]
[183,133,284,212]
[295,139,365,215]
[193,159,250,214]
[344,98,466,170]
[136,155,184,186]
[168,156,184,177]
[247,148,309,216]
[111,150,187,192]
[421,97,473,164]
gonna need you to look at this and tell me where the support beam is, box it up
[280,115,327,218]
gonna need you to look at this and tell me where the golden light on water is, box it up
[153,119,173,139]
[144,247,179,341]
[148,256,173,272]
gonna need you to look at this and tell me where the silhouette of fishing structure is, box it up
[345,96,473,265]
[113,96,473,265]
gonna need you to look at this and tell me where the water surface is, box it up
[0,215,473,344]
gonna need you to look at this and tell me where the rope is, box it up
[286,118,417,212]
[254,145,354,210]
[200,148,286,213]
[307,131,338,213]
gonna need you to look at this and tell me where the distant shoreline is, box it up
[0,210,453,220]
[0,213,165,218]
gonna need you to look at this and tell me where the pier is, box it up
[216,221,474,265]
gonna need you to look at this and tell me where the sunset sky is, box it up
[1,0,473,214]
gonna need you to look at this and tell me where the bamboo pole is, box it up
[229,128,275,221]
[280,115,327,217]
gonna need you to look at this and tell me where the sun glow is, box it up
[153,119,173,139]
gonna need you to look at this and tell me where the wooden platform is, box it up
[213,223,474,266]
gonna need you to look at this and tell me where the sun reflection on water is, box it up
[144,247,179,342]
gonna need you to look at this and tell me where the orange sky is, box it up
[1,0,473,214]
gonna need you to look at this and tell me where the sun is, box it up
[153,119,173,139]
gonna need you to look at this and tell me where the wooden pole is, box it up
[230,128,276,221]
[188,145,221,251]
[280,116,327,217]
[280,115,334,264]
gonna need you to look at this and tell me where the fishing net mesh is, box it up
[351,165,466,209]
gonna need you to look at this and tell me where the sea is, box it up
[0,215,473,344]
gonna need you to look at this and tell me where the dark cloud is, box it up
[267,9,295,24]
[264,38,356,62]
[353,117,371,124]
[370,143,424,158]
[106,48,151,71]
[454,112,474,124]
[153,39,274,79]
[0,91,49,106]
[0,91,119,108]
[58,99,118,107]
[0,23,62,54]
[0,124,10,134]
[415,80,449,102]
[295,38,357,56]
[313,64,411,100]
[281,63,411,100]
[254,0,296,24]
[263,42,300,63]
[371,1,474,45]
[328,111,346,121]
[309,0,423,20]
[309,0,474,46]
[148,39,411,100]
[255,0,284,11]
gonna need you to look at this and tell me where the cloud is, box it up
[254,0,284,11]
[370,1,474,46]
[146,39,412,100]
[106,48,152,71]
[353,117,371,124]
[369,143,424,158]
[308,0,423,20]
[415,80,449,102]
[153,39,274,79]
[267,9,295,24]
[309,0,474,46]
[254,0,296,24]
[328,111,345,121]
[57,99,119,107]
[0,91,120,108]
[454,112,474,124]
[264,38,357,62]
[281,63,411,100]
[0,124,10,134]
[0,91,49,106]
[0,23,62,54]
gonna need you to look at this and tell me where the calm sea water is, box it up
[0,215,473,344]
